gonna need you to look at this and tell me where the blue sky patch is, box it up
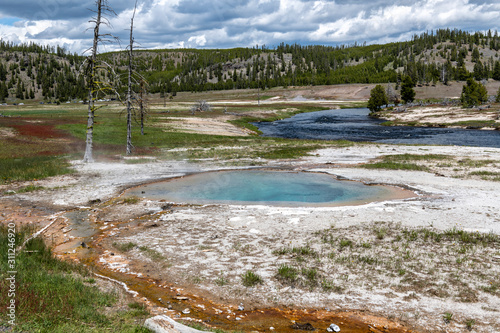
[0,17,21,26]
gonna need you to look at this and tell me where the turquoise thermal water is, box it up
[127,170,398,206]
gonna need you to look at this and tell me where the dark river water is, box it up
[255,108,500,148]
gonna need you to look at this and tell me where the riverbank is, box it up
[372,104,500,130]
[1,144,499,332]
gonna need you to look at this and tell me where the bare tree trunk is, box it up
[83,0,103,163]
[126,10,135,155]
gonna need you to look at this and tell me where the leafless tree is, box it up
[386,83,399,105]
[83,0,117,163]
[126,3,137,155]
[190,100,212,114]
[124,1,149,153]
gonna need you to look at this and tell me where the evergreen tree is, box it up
[367,85,388,112]
[473,61,484,80]
[492,61,500,81]
[401,76,416,104]
[461,78,488,107]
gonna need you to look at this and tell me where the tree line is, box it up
[2,28,500,104]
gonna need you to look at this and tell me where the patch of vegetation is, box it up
[121,196,140,204]
[361,154,448,171]
[274,245,318,257]
[0,225,153,332]
[465,318,475,331]
[112,241,137,252]
[228,117,263,134]
[0,156,72,184]
[321,280,344,293]
[178,320,228,333]
[256,145,322,159]
[301,268,319,285]
[275,222,500,304]
[451,120,499,129]
[339,238,353,249]
[276,264,298,282]
[17,184,45,193]
[241,270,263,287]
[126,302,150,318]
[215,272,229,286]
[138,246,165,262]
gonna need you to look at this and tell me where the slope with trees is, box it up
[2,28,500,104]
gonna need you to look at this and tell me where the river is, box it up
[255,108,500,148]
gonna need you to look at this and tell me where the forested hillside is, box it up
[1,28,500,103]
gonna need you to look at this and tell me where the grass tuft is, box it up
[241,270,263,287]
[113,241,137,252]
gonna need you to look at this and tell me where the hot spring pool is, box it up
[125,170,414,207]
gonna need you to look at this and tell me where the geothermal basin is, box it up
[124,170,415,206]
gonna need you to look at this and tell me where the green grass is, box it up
[241,270,263,287]
[0,156,72,184]
[361,154,449,171]
[228,117,263,134]
[138,246,165,262]
[274,245,318,257]
[451,120,499,128]
[0,109,71,116]
[214,272,229,286]
[17,185,46,193]
[276,264,298,282]
[0,225,153,332]
[113,242,137,252]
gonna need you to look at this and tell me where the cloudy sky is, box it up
[0,0,499,54]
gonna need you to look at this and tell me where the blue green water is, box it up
[127,170,403,206]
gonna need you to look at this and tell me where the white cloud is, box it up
[187,35,207,47]
[0,0,499,53]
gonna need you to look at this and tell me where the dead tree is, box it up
[83,0,117,163]
[125,1,149,151]
[190,100,212,114]
[126,3,137,155]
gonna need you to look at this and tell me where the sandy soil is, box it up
[2,143,499,332]
[157,116,254,136]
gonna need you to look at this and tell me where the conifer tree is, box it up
[401,76,416,104]
[367,85,388,112]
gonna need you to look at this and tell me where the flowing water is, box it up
[255,108,500,147]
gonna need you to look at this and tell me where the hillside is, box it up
[1,28,500,104]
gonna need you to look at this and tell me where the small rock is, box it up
[327,323,340,332]
[81,241,87,248]
[270,327,275,331]
[238,303,244,311]
[182,308,190,314]
[291,322,315,330]
[167,304,173,310]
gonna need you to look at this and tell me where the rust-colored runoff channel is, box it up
[65,204,418,333]
[86,254,415,333]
